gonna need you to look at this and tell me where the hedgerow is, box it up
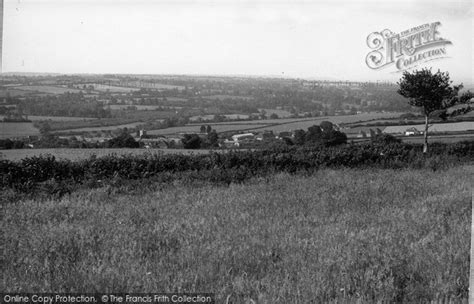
[1,141,473,197]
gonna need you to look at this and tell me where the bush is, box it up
[371,133,402,144]
[182,134,202,149]
[106,131,139,148]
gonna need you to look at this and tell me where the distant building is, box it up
[223,133,256,147]
[138,138,168,149]
[356,131,367,138]
[404,127,422,136]
[231,133,255,142]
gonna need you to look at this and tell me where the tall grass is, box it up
[2,166,472,303]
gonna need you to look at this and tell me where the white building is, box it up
[231,133,255,142]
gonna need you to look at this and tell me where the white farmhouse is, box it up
[404,127,422,136]
[231,133,255,142]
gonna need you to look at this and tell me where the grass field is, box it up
[260,108,293,118]
[148,124,259,136]
[156,112,473,137]
[53,122,148,133]
[106,105,181,111]
[0,122,40,139]
[93,84,184,92]
[92,84,141,92]
[51,110,176,132]
[0,115,97,122]
[203,112,404,126]
[151,83,185,90]
[150,112,405,136]
[165,97,188,102]
[383,122,474,134]
[402,134,474,144]
[16,85,83,94]
[189,114,251,122]
[2,166,471,302]
[202,94,253,100]
[0,88,35,97]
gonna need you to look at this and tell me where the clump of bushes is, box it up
[106,130,140,148]
[293,121,348,147]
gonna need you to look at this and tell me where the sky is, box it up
[2,0,473,84]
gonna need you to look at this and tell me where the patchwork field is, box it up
[2,167,471,302]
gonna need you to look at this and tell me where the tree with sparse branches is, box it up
[397,68,473,153]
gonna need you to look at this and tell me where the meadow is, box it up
[107,105,179,111]
[189,114,251,122]
[55,122,153,134]
[202,94,254,100]
[16,85,83,94]
[383,122,474,134]
[0,88,35,97]
[0,115,97,122]
[92,84,141,92]
[403,134,474,144]
[92,83,184,92]
[0,122,40,139]
[2,166,472,303]
[48,110,177,133]
[259,108,293,118]
[147,124,259,136]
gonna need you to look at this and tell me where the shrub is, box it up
[371,133,402,144]
[182,134,202,149]
[106,131,139,148]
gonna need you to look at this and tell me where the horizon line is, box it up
[1,71,473,87]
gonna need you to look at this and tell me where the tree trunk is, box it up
[423,114,429,153]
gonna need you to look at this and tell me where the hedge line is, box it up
[1,141,473,190]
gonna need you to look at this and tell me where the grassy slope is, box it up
[2,166,473,302]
